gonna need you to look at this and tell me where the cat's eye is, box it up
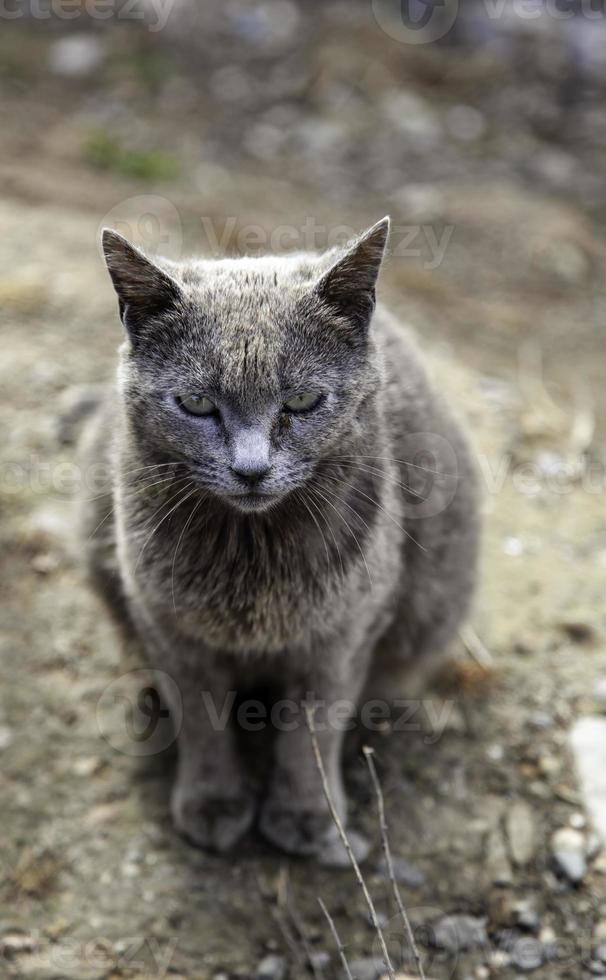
[177,394,218,416]
[284,392,322,413]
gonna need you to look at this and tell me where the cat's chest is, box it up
[130,519,341,652]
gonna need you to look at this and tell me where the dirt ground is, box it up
[1,7,606,979]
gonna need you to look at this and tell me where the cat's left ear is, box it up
[315,217,390,331]
[101,229,182,335]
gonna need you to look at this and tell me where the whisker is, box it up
[321,472,426,553]
[87,474,191,541]
[331,454,452,478]
[308,482,374,592]
[171,492,205,613]
[304,487,346,581]
[134,482,197,571]
[325,459,427,501]
[295,489,331,574]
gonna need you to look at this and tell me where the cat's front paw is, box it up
[171,783,256,853]
[259,799,370,867]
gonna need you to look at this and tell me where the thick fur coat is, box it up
[78,219,479,862]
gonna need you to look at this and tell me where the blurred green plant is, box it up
[83,130,179,182]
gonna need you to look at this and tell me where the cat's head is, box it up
[102,218,389,513]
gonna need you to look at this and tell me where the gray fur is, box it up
[78,218,479,861]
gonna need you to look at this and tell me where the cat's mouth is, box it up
[225,490,282,513]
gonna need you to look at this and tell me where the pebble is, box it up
[376,856,425,889]
[0,726,13,751]
[551,827,587,883]
[506,800,536,867]
[431,915,488,953]
[588,960,606,975]
[560,621,596,644]
[570,717,606,849]
[513,898,541,934]
[485,827,513,886]
[308,951,330,971]
[256,954,286,980]
[596,943,606,963]
[347,957,387,980]
[48,34,106,77]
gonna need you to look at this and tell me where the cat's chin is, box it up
[223,491,282,514]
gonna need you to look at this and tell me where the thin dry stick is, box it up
[278,870,325,980]
[363,746,426,980]
[318,897,353,980]
[304,706,396,980]
[255,870,304,967]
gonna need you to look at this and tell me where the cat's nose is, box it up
[230,428,271,487]
[231,461,271,487]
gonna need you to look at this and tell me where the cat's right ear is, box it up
[101,229,182,334]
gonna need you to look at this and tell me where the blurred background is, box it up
[1,2,606,978]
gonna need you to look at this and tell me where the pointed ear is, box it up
[101,229,182,333]
[316,217,389,330]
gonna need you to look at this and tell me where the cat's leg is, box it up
[259,647,370,865]
[143,634,256,852]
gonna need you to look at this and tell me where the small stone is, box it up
[551,827,586,884]
[256,955,286,980]
[0,727,13,751]
[588,961,606,976]
[513,898,541,934]
[570,717,606,850]
[597,943,606,963]
[506,800,536,867]
[0,932,38,954]
[560,621,596,644]
[431,915,488,953]
[485,827,513,886]
[595,921,606,944]
[347,957,387,980]
[593,679,606,704]
[73,756,102,777]
[528,711,553,731]
[376,856,425,889]
[48,34,105,77]
[309,951,330,971]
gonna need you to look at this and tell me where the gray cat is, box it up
[78,218,479,863]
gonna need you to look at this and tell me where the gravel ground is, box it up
[1,7,606,978]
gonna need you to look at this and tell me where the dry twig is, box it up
[304,705,396,980]
[318,896,353,980]
[363,746,426,980]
